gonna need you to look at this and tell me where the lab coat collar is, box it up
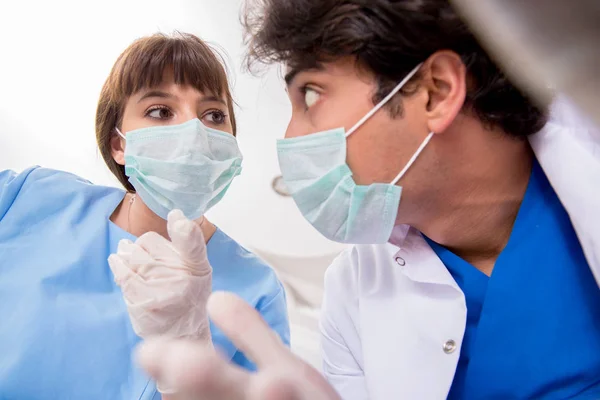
[387,225,459,288]
[388,223,410,248]
[529,95,600,285]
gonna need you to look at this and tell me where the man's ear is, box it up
[421,51,467,134]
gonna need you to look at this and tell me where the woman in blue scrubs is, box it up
[0,32,289,400]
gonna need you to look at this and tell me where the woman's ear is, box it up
[111,131,125,166]
[422,51,467,134]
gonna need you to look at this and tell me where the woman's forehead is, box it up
[131,70,226,104]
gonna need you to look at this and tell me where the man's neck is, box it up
[406,121,534,276]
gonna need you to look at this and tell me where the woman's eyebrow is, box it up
[199,95,227,105]
[137,90,176,103]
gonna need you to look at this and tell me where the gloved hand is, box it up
[108,209,212,342]
[136,292,342,400]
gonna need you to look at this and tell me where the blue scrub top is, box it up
[0,167,290,400]
[425,159,600,399]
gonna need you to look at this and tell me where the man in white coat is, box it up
[132,0,600,398]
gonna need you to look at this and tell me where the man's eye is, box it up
[304,88,321,109]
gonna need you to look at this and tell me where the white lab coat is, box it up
[319,96,600,400]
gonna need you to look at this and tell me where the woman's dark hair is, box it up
[243,0,548,137]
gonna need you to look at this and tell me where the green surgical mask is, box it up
[116,118,243,220]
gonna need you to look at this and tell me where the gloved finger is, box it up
[167,210,208,272]
[116,239,135,258]
[249,376,305,400]
[123,242,160,273]
[207,292,290,369]
[137,338,251,399]
[107,254,135,286]
[251,369,341,400]
[136,231,179,263]
[117,239,155,269]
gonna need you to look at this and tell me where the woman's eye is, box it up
[304,88,320,109]
[203,110,227,125]
[146,106,173,120]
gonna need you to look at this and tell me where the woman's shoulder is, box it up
[2,166,92,191]
[0,166,123,220]
[207,228,284,295]
[1,167,82,217]
[207,228,275,273]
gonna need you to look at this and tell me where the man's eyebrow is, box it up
[284,64,325,86]
[284,68,300,86]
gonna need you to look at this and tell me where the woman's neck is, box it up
[110,192,216,243]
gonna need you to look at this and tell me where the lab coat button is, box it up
[443,340,457,354]
[395,256,406,266]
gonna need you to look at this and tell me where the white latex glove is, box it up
[136,292,341,400]
[108,209,212,341]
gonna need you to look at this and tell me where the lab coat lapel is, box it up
[530,96,600,285]
[361,228,466,399]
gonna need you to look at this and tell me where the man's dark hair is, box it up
[243,0,548,137]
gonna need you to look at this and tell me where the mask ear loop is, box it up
[345,63,424,138]
[115,127,126,140]
[390,131,434,185]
